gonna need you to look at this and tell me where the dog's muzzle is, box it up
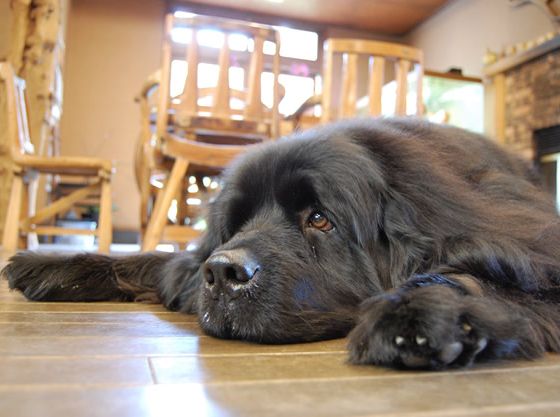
[203,249,260,300]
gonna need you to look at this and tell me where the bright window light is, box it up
[228,33,250,51]
[171,13,318,61]
[155,243,176,252]
[167,199,177,223]
[173,11,196,18]
[274,26,318,61]
[171,27,193,44]
[261,72,315,115]
[170,60,187,97]
[197,63,219,88]
[263,40,277,55]
[170,61,245,98]
[197,29,224,48]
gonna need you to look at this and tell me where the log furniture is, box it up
[141,14,281,251]
[289,38,424,129]
[0,62,113,255]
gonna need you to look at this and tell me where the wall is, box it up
[61,0,165,230]
[406,0,556,77]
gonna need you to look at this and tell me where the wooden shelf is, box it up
[484,34,560,76]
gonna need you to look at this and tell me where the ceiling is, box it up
[175,0,451,35]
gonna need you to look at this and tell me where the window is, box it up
[422,72,484,134]
[170,11,320,116]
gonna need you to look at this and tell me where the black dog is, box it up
[4,118,560,370]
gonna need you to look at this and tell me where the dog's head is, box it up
[179,119,488,343]
[189,125,393,343]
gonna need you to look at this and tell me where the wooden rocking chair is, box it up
[141,14,282,251]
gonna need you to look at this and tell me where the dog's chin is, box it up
[197,299,357,344]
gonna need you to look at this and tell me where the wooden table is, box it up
[1,279,559,417]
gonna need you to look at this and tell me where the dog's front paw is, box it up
[348,286,503,369]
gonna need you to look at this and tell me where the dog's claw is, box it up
[395,336,405,346]
[415,335,427,346]
[475,337,488,354]
[439,342,464,364]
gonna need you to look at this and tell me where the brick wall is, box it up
[504,49,560,152]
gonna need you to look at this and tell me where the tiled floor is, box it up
[1,279,560,417]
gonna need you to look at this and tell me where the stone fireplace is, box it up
[504,49,560,153]
[485,34,560,209]
[534,125,560,209]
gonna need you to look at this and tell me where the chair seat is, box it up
[187,128,267,145]
[14,155,113,175]
[162,133,255,169]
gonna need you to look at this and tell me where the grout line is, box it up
[147,357,159,384]
[0,311,186,314]
[0,351,349,360]
[152,362,560,387]
[0,382,154,391]
[354,401,560,417]
[0,321,199,325]
[0,322,199,325]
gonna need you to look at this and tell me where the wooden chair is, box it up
[0,62,113,255]
[290,38,424,128]
[141,14,281,251]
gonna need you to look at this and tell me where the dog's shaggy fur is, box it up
[4,118,560,369]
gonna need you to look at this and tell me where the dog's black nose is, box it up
[203,250,260,290]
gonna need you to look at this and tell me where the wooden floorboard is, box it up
[1,278,559,417]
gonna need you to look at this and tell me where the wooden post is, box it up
[395,59,411,116]
[494,73,506,144]
[0,79,12,241]
[1,172,24,255]
[8,0,32,74]
[18,0,68,154]
[340,53,358,118]
[368,56,385,116]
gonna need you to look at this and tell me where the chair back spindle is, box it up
[180,28,199,114]
[1,64,35,157]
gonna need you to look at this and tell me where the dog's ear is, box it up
[376,189,435,285]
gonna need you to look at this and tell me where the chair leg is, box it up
[25,176,39,249]
[142,159,189,251]
[139,166,151,241]
[97,176,113,254]
[178,178,190,223]
[2,173,24,256]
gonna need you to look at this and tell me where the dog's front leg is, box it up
[347,273,558,369]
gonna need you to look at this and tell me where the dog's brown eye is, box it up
[308,211,333,232]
